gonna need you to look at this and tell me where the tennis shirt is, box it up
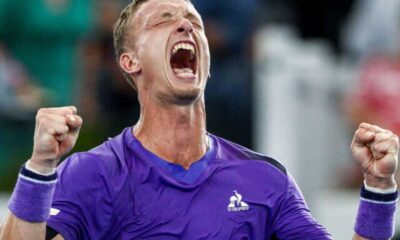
[47,127,332,239]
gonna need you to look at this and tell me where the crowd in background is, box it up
[1,0,400,194]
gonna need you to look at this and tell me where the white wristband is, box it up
[26,160,56,176]
[364,180,397,194]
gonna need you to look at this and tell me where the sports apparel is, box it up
[47,128,332,239]
[355,185,398,239]
[8,163,57,222]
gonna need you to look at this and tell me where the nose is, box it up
[176,19,193,34]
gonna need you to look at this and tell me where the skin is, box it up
[0,0,398,239]
[122,0,211,169]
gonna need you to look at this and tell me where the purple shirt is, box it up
[47,128,332,239]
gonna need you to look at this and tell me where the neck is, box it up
[133,97,208,169]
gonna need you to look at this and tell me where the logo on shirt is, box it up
[50,208,60,216]
[227,190,249,212]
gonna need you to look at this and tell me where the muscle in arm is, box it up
[1,212,46,240]
[0,212,64,240]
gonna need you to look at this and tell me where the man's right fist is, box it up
[29,106,83,174]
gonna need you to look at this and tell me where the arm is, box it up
[0,212,63,240]
[351,123,399,240]
[0,106,82,240]
[272,123,398,239]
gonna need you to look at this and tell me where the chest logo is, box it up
[227,190,249,212]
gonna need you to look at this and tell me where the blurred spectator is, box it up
[192,0,258,148]
[0,0,94,189]
[79,1,140,136]
[261,0,355,54]
[0,0,94,106]
[345,56,400,134]
[0,45,45,120]
[342,0,400,59]
[341,0,400,188]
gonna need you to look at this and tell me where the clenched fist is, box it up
[29,106,83,174]
[351,123,399,190]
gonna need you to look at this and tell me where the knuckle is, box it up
[37,108,46,114]
[37,117,47,128]
[355,129,362,136]
[36,110,44,121]
[373,144,379,151]
[45,126,55,135]
[37,108,50,116]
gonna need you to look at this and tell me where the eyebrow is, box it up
[184,12,200,21]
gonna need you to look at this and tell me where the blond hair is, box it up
[113,0,149,90]
[113,0,191,90]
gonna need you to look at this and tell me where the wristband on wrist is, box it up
[8,163,57,222]
[364,180,397,194]
[354,184,398,240]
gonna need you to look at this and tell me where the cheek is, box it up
[201,37,211,71]
[139,34,169,61]
[138,46,162,68]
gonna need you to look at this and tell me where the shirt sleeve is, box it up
[46,153,113,240]
[273,173,333,239]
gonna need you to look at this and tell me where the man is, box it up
[0,0,398,239]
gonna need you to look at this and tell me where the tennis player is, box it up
[1,0,398,239]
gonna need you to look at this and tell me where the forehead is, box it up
[135,0,200,23]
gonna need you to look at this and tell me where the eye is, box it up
[154,21,169,27]
[190,19,203,30]
[161,12,173,18]
[192,21,203,30]
[152,12,175,27]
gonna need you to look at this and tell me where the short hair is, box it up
[113,0,191,90]
[113,0,149,90]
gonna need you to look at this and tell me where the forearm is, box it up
[0,212,45,240]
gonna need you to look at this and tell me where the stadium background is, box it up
[1,0,400,238]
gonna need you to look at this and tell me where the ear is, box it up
[120,52,141,75]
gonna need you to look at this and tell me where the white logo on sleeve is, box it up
[227,190,249,212]
[50,208,60,216]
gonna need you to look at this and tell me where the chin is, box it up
[167,86,203,105]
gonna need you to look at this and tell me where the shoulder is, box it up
[212,134,286,175]
[211,135,291,202]
[57,128,132,180]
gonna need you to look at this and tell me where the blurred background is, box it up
[1,0,400,238]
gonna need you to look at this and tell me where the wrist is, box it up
[364,174,397,190]
[355,185,398,239]
[364,180,397,194]
[8,163,57,222]
[28,157,58,175]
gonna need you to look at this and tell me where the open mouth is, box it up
[170,42,197,79]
